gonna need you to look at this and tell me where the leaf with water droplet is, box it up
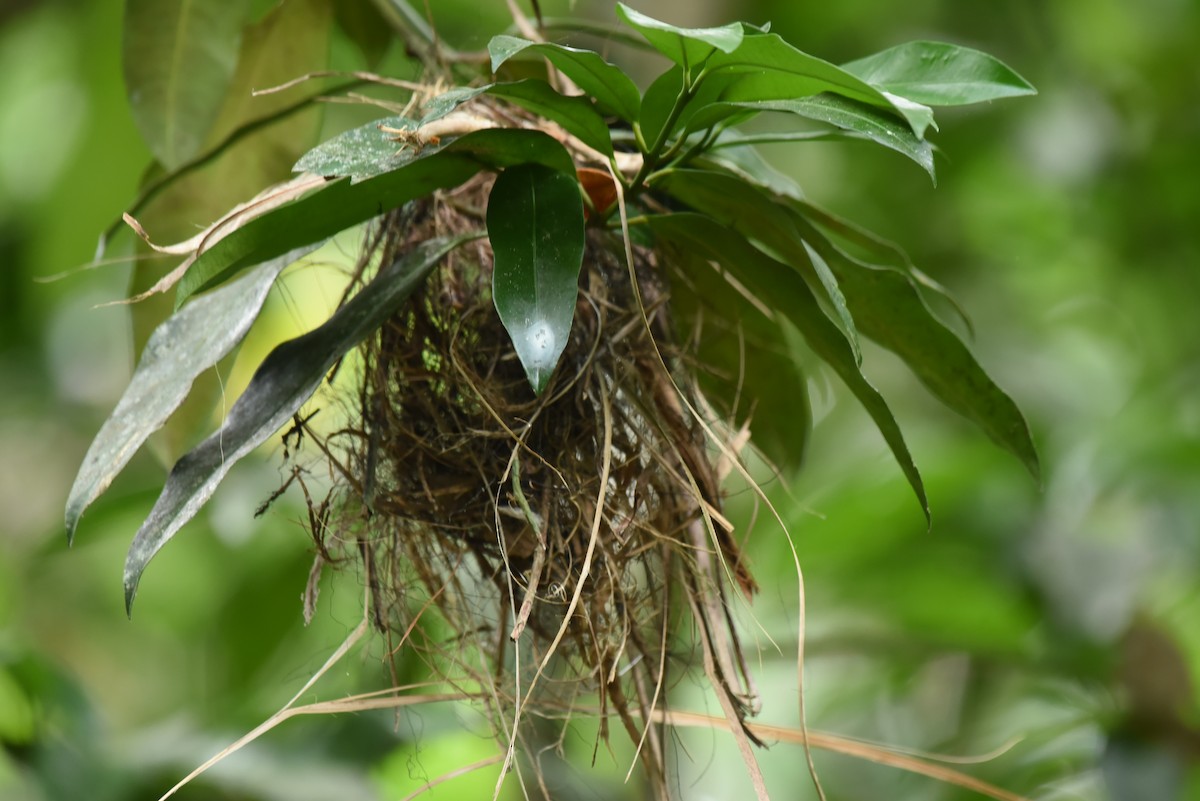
[487,163,585,394]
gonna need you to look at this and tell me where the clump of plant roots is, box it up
[309,170,763,793]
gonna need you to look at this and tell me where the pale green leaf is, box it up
[122,0,245,169]
[843,41,1037,106]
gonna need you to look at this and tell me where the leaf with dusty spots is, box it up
[487,164,586,394]
[176,128,575,305]
[122,0,244,169]
[123,236,467,613]
[64,243,321,543]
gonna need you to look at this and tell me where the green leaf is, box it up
[178,128,574,304]
[653,169,861,363]
[487,164,586,394]
[616,3,743,70]
[695,132,806,200]
[123,235,467,612]
[663,243,811,470]
[122,0,245,169]
[486,80,613,157]
[648,213,929,524]
[65,244,320,544]
[701,33,935,138]
[734,95,937,182]
[334,0,393,68]
[793,220,1041,480]
[654,170,1036,478]
[843,41,1037,106]
[126,0,336,463]
[488,35,641,121]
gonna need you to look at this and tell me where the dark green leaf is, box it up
[486,80,613,157]
[616,3,743,70]
[123,236,467,612]
[653,169,861,363]
[648,213,929,524]
[123,0,245,169]
[178,128,574,304]
[794,220,1040,480]
[488,164,586,393]
[65,244,321,543]
[664,243,811,470]
[488,35,641,121]
[843,41,1037,106]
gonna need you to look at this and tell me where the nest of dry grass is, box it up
[306,171,762,794]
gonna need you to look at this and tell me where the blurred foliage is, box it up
[1,1,1198,800]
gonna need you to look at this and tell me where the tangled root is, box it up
[307,173,760,796]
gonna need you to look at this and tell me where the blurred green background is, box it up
[2,1,1198,799]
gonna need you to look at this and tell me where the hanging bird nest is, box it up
[305,167,762,790]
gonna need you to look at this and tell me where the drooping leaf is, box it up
[616,3,743,71]
[742,96,937,182]
[843,41,1037,106]
[700,33,935,137]
[664,243,811,470]
[123,235,468,612]
[648,213,930,524]
[794,219,1041,480]
[122,0,245,169]
[178,128,575,303]
[653,169,861,363]
[125,0,336,461]
[655,169,1034,477]
[65,244,321,543]
[684,94,935,181]
[488,35,641,121]
[488,164,586,393]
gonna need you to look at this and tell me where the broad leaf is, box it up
[616,3,743,71]
[65,244,321,543]
[794,220,1041,480]
[488,164,586,393]
[648,213,930,524]
[178,128,575,303]
[700,33,936,138]
[123,0,244,169]
[653,169,861,363]
[843,41,1037,106]
[123,236,467,612]
[488,35,641,121]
